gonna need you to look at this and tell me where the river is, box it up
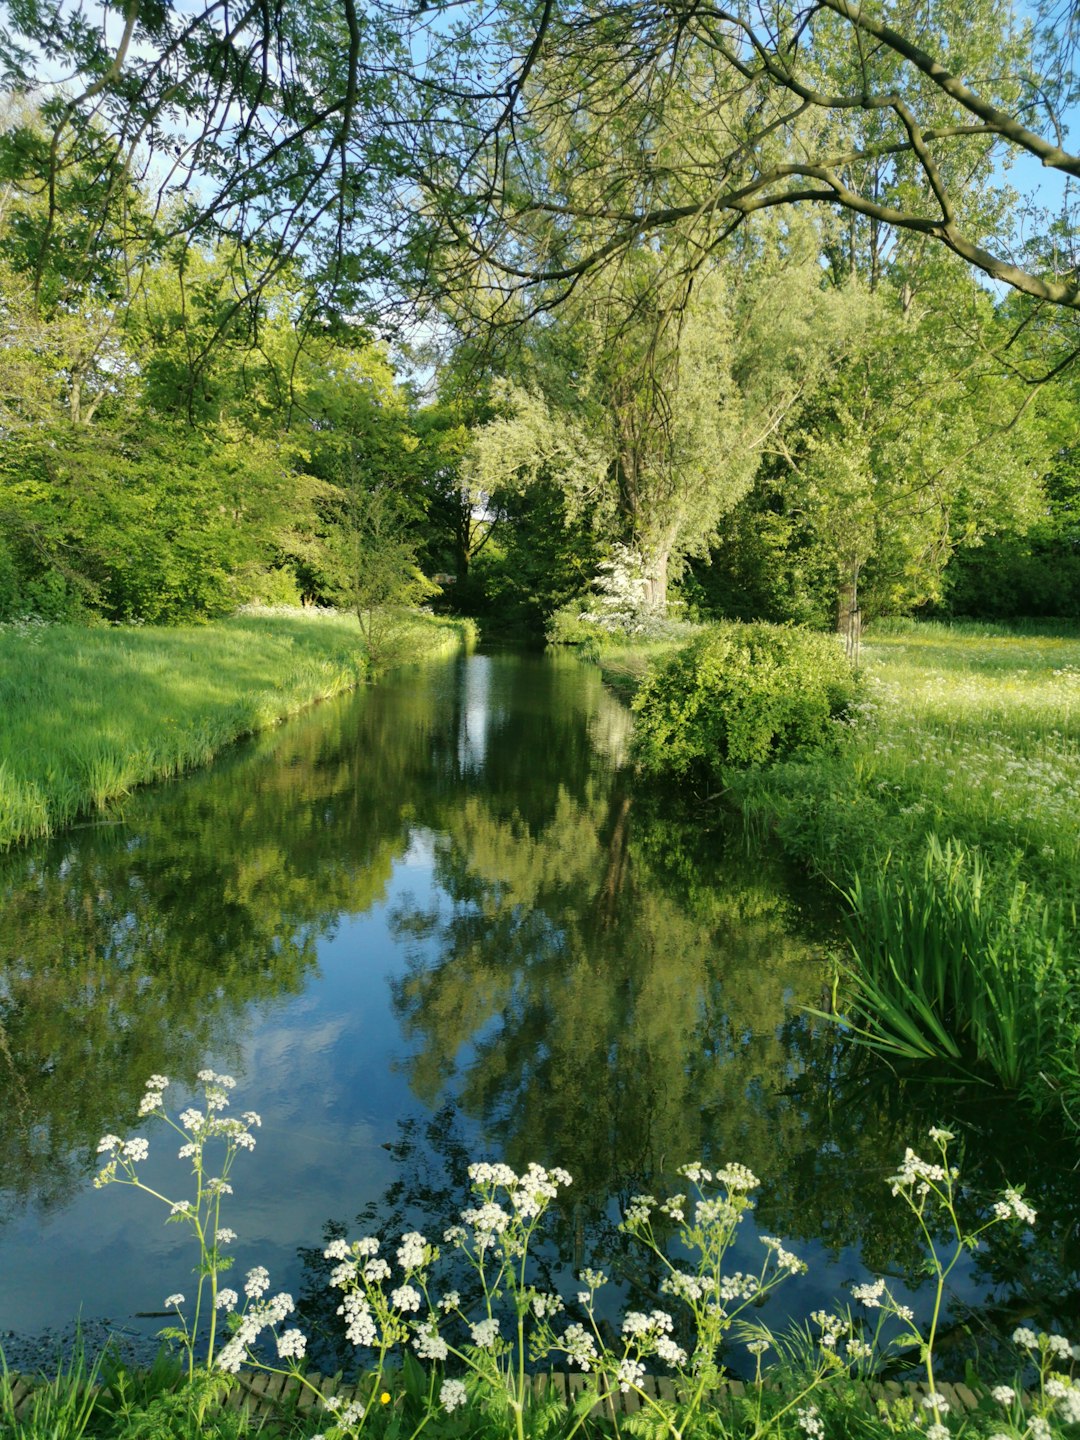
[0,652,1073,1370]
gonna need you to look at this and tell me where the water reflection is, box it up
[0,654,1077,1358]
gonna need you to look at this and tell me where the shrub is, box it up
[631,622,858,779]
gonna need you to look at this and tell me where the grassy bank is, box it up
[612,618,1080,1114]
[726,622,1080,1111]
[0,608,474,851]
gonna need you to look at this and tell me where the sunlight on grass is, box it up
[0,611,471,849]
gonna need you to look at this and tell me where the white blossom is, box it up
[993,1189,1037,1226]
[470,1318,500,1349]
[440,1379,468,1413]
[339,1291,377,1347]
[851,1278,886,1309]
[245,1266,271,1299]
[397,1232,429,1269]
[216,1288,239,1311]
[390,1285,422,1313]
[797,1406,824,1439]
[714,1163,759,1192]
[562,1323,598,1371]
[164,1293,185,1308]
[414,1323,449,1361]
[277,1329,308,1360]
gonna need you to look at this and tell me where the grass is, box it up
[0,608,474,851]
[726,623,1080,1114]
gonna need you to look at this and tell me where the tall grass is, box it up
[730,626,1080,1115]
[0,609,473,850]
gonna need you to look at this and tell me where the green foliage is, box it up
[631,624,859,779]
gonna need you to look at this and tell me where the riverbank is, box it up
[584,619,1080,1116]
[0,608,475,850]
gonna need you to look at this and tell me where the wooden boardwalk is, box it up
[1,1369,988,1426]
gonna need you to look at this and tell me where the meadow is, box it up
[0,609,473,851]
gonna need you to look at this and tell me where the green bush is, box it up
[631,622,858,779]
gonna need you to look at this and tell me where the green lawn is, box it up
[0,609,473,850]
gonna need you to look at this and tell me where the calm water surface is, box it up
[0,653,1075,1363]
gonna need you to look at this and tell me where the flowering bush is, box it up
[96,1082,1057,1440]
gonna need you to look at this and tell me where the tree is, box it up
[414,0,1080,324]
[3,0,1080,339]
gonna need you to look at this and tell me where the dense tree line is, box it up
[0,0,1077,634]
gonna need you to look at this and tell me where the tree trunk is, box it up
[837,566,862,666]
[641,550,669,611]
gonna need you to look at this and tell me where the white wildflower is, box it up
[993,1190,1037,1226]
[617,1358,645,1393]
[216,1288,239,1310]
[470,1317,500,1349]
[797,1405,824,1439]
[164,1293,185,1308]
[715,1163,759,1192]
[277,1329,307,1360]
[440,1379,467,1413]
[338,1291,376,1347]
[397,1232,428,1269]
[852,1278,886,1309]
[390,1285,422,1313]
[245,1266,270,1299]
[413,1323,449,1361]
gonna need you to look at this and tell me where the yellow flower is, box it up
[380,1392,391,1405]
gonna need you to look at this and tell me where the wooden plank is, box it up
[592,1376,617,1422]
[656,1377,676,1405]
[953,1384,980,1412]
[620,1382,641,1415]
[567,1371,590,1412]
[11,1377,34,1420]
[547,1372,568,1404]
[263,1370,289,1404]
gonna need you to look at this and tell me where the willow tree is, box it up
[4,0,1080,334]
